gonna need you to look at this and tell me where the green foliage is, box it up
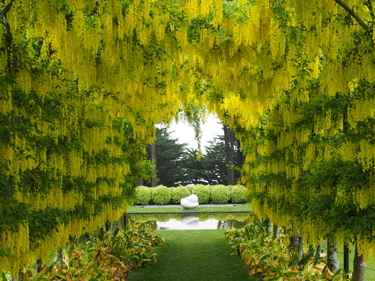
[87,223,165,269]
[210,185,230,204]
[170,186,191,204]
[145,128,187,187]
[185,185,195,193]
[151,185,171,205]
[146,128,240,186]
[230,185,247,204]
[181,98,206,155]
[133,186,152,205]
[181,148,207,185]
[133,184,247,205]
[182,136,230,185]
[22,222,165,280]
[191,184,211,204]
[225,222,349,280]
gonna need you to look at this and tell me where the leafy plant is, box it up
[191,184,211,204]
[151,185,172,205]
[225,222,349,280]
[170,186,191,204]
[21,222,165,280]
[230,185,247,203]
[211,185,230,204]
[134,186,152,205]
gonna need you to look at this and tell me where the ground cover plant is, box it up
[18,222,165,280]
[129,229,256,281]
[225,221,349,280]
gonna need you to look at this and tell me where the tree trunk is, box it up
[229,129,235,184]
[266,220,273,233]
[235,138,243,183]
[314,244,321,262]
[17,269,23,281]
[289,233,299,253]
[352,245,366,281]
[297,237,304,258]
[224,125,230,185]
[150,141,157,187]
[273,224,280,240]
[224,125,235,185]
[78,234,86,245]
[137,178,143,186]
[289,231,304,261]
[344,244,350,273]
[327,241,340,273]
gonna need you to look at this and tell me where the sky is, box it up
[160,113,224,153]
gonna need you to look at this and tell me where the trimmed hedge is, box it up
[133,186,152,205]
[191,184,211,204]
[210,185,230,204]
[133,184,247,205]
[171,186,191,204]
[230,185,247,203]
[185,185,195,193]
[151,185,172,205]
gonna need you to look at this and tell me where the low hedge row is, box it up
[133,184,248,205]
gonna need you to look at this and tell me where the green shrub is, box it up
[151,185,172,205]
[170,186,191,204]
[191,184,211,204]
[133,186,152,205]
[185,185,195,193]
[211,185,230,204]
[230,185,247,203]
[227,185,235,191]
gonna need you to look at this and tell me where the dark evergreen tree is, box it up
[180,148,206,185]
[144,128,187,187]
[201,137,227,185]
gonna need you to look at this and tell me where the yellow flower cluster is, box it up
[2,0,375,274]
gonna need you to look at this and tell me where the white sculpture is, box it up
[180,194,199,209]
[180,215,199,226]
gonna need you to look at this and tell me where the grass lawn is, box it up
[128,229,256,281]
[127,204,251,213]
[335,245,375,280]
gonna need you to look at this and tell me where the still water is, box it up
[126,213,251,230]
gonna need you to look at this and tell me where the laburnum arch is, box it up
[1,0,375,274]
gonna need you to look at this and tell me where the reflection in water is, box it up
[127,213,251,230]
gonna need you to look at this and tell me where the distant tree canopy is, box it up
[144,127,242,186]
[144,128,187,187]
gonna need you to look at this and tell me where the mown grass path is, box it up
[129,229,256,281]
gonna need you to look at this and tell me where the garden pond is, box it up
[125,213,252,230]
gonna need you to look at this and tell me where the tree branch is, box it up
[334,0,370,32]
[0,0,14,17]
[157,2,171,14]
[156,2,183,22]
[365,0,374,22]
